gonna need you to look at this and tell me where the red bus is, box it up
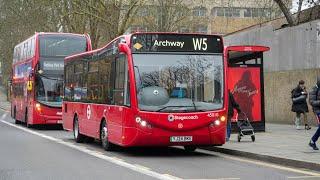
[63,33,227,151]
[11,32,92,127]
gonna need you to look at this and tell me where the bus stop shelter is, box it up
[226,45,270,132]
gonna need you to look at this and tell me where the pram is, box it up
[236,112,255,142]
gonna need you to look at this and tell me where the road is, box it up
[0,109,319,180]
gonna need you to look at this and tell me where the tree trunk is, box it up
[274,0,295,26]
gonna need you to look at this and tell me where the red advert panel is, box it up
[228,67,261,122]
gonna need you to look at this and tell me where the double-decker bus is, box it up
[11,32,92,127]
[63,33,227,151]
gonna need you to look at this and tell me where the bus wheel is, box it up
[100,120,114,151]
[25,109,32,128]
[184,146,197,152]
[73,116,85,143]
[13,106,20,124]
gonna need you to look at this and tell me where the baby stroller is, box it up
[236,112,255,142]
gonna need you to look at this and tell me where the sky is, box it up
[291,0,319,13]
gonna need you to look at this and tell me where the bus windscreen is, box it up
[39,35,87,57]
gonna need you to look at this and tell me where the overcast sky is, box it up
[291,0,319,13]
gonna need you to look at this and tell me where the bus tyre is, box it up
[184,146,197,152]
[73,116,85,143]
[25,110,32,128]
[100,120,114,151]
[13,107,20,124]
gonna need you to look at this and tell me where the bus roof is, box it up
[225,45,270,52]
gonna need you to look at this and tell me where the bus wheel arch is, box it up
[100,118,114,151]
[73,114,84,143]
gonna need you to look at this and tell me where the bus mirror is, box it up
[27,81,33,91]
[118,43,128,53]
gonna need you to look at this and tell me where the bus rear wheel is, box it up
[184,146,197,152]
[25,109,32,128]
[13,106,20,124]
[100,120,114,151]
[73,116,85,143]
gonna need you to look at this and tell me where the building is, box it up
[127,0,291,35]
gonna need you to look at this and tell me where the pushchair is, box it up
[236,112,255,142]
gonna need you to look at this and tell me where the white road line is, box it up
[196,149,320,177]
[0,120,181,180]
[186,178,240,180]
[288,175,320,179]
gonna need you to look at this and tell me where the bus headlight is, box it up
[35,103,41,112]
[135,116,150,128]
[214,119,221,126]
[140,120,147,127]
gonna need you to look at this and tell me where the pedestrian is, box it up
[227,90,241,141]
[308,76,320,150]
[291,80,311,130]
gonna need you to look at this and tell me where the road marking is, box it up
[288,175,320,179]
[196,149,320,177]
[0,119,181,180]
[186,178,240,180]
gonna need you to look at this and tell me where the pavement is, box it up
[0,85,320,178]
[205,123,320,171]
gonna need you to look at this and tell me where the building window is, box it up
[244,8,252,17]
[225,8,233,17]
[216,8,224,17]
[193,6,207,17]
[213,7,241,18]
[232,8,241,17]
[179,27,189,33]
[195,26,207,34]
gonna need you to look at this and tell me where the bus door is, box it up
[107,54,129,143]
[226,46,270,132]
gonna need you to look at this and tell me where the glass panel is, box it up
[39,35,87,57]
[35,74,63,107]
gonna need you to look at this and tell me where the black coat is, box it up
[228,92,240,117]
[291,86,309,113]
[309,85,320,114]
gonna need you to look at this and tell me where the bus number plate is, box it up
[170,136,192,142]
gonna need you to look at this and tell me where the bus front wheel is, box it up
[25,109,32,128]
[100,120,114,151]
[184,146,197,152]
[73,116,85,143]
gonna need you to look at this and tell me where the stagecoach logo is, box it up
[168,114,175,122]
[133,43,143,50]
[87,105,91,120]
[153,90,159,96]
[167,114,198,122]
[178,123,183,129]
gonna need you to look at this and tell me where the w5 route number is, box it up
[193,38,207,51]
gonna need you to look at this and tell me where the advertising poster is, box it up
[228,67,261,122]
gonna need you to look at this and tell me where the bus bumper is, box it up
[120,125,226,147]
[31,109,62,125]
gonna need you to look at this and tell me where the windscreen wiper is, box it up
[156,106,195,112]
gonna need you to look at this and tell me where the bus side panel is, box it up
[62,102,75,131]
[106,106,124,145]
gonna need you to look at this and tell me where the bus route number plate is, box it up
[170,136,192,142]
